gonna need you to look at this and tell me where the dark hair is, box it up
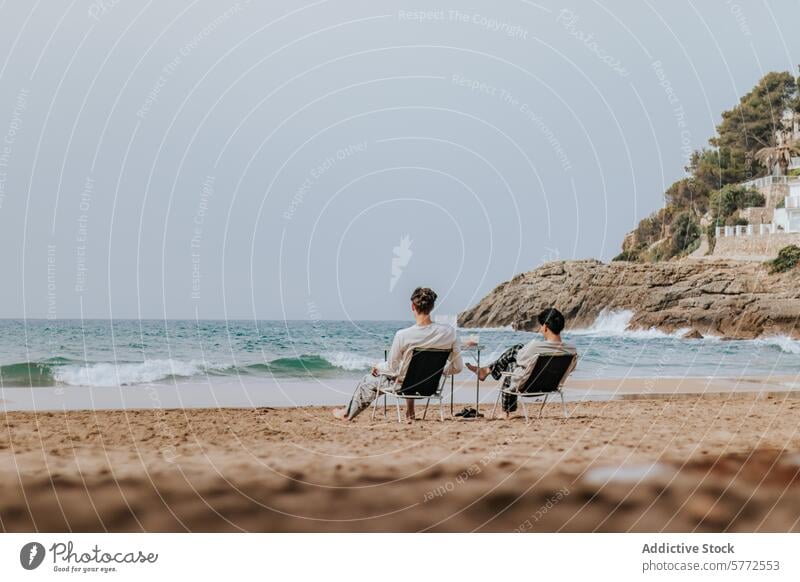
[410,287,437,315]
[537,307,565,334]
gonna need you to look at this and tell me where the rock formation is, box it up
[458,260,800,339]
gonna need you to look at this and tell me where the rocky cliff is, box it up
[458,260,800,339]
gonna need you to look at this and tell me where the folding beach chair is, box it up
[372,347,451,423]
[491,354,577,421]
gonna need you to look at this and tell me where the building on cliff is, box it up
[701,111,800,261]
[773,180,800,233]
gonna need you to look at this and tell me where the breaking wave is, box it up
[52,359,233,387]
[751,335,800,355]
[570,310,685,339]
[0,352,377,388]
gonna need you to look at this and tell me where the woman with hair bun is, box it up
[333,287,463,422]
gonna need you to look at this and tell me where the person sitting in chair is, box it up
[333,287,463,422]
[466,307,576,417]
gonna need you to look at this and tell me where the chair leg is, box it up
[491,390,501,419]
[521,399,529,422]
[439,397,444,421]
[560,390,568,418]
[423,398,430,420]
[395,397,402,423]
[538,394,549,418]
[371,393,379,420]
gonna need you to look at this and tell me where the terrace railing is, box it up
[740,175,790,190]
[716,223,776,237]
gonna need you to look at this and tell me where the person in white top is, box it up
[466,307,577,417]
[333,287,463,422]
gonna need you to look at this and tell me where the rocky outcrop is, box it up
[458,259,800,339]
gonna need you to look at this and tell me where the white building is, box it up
[714,110,800,240]
[773,180,800,233]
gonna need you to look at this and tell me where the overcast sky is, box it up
[0,0,798,320]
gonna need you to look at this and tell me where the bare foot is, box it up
[332,408,350,421]
[466,363,490,381]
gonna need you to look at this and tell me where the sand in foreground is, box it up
[1,393,799,532]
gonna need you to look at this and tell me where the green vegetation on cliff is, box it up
[767,245,800,273]
[616,71,798,262]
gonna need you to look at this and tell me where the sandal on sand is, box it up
[455,407,483,419]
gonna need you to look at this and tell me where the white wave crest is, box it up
[53,359,230,387]
[320,351,376,371]
[575,309,635,334]
[752,335,800,354]
[570,309,685,339]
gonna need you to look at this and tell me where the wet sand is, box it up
[1,392,800,532]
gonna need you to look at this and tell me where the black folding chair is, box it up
[372,348,451,423]
[491,354,577,421]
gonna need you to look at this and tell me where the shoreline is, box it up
[3,390,800,415]
[1,374,797,412]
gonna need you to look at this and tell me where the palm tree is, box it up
[755,139,800,176]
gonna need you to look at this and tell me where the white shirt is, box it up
[509,339,578,390]
[377,322,463,381]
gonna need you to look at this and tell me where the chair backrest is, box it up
[398,348,451,397]
[518,354,576,394]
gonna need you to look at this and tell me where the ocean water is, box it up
[0,311,798,389]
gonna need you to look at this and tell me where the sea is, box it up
[0,311,798,410]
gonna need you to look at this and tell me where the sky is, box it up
[0,0,798,321]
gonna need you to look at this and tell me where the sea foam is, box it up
[320,351,376,371]
[570,309,686,339]
[53,359,231,387]
[751,335,800,355]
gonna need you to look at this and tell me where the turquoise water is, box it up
[0,313,797,388]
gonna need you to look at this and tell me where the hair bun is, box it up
[411,287,437,314]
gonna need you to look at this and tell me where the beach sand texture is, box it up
[1,394,799,532]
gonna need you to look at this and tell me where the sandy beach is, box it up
[2,390,800,532]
